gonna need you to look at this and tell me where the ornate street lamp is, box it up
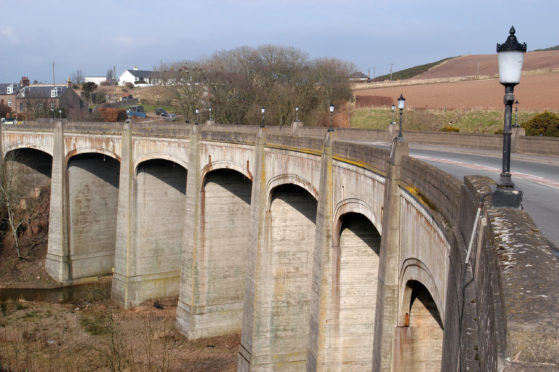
[295,106,299,122]
[260,106,265,128]
[328,104,335,132]
[195,108,200,125]
[209,106,213,121]
[494,26,526,207]
[514,100,519,128]
[397,94,405,141]
[391,104,395,125]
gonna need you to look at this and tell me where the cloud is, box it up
[0,25,19,44]
[114,35,158,49]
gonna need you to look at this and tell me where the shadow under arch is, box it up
[66,147,120,164]
[135,158,188,194]
[201,160,253,184]
[3,144,53,158]
[266,174,318,211]
[134,153,189,174]
[333,198,380,246]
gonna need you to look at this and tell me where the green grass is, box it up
[139,104,177,114]
[350,107,540,134]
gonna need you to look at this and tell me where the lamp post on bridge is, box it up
[493,26,526,208]
[295,106,299,122]
[195,108,199,125]
[391,104,395,125]
[397,94,405,141]
[209,106,213,122]
[513,100,520,128]
[328,104,335,132]
[260,106,265,128]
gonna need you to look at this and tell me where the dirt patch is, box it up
[0,296,239,371]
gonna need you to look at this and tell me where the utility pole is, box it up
[389,63,394,81]
[52,62,56,87]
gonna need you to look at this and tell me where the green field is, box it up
[350,107,539,134]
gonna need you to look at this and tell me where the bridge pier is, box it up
[373,138,409,371]
[45,121,71,283]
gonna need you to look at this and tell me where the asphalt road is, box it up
[369,141,559,253]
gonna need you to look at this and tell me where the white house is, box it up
[118,67,156,86]
[84,76,107,86]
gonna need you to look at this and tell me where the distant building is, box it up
[349,71,369,82]
[118,67,156,86]
[16,84,87,119]
[84,76,107,86]
[0,82,22,112]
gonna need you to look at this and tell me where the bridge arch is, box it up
[395,279,444,372]
[4,144,53,157]
[399,258,444,324]
[196,168,252,335]
[66,152,120,279]
[333,198,380,244]
[134,153,188,173]
[133,158,188,298]
[66,148,120,163]
[328,211,381,369]
[201,160,252,182]
[266,174,318,209]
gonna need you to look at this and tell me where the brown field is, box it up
[417,50,559,80]
[354,72,559,111]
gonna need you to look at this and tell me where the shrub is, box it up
[522,111,559,137]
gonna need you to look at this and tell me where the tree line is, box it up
[160,45,356,127]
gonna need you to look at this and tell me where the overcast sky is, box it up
[1,0,557,83]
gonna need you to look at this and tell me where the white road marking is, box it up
[413,154,559,191]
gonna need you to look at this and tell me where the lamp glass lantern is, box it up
[328,104,335,132]
[398,95,405,110]
[497,27,526,85]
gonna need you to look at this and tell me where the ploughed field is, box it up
[354,73,559,111]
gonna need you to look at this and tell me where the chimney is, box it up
[133,66,138,71]
[21,76,30,87]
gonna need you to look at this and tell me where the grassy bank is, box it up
[350,106,540,133]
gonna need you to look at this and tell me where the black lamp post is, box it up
[195,108,199,125]
[295,106,299,122]
[391,104,395,125]
[494,26,526,207]
[328,104,335,132]
[514,99,519,128]
[59,109,62,120]
[209,106,213,121]
[397,94,405,141]
[260,107,265,128]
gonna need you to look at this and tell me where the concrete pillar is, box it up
[238,127,267,371]
[292,120,303,134]
[112,123,136,307]
[307,130,335,370]
[372,137,409,371]
[386,123,397,142]
[511,126,525,153]
[45,121,70,283]
[176,125,203,337]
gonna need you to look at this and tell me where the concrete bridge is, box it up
[1,121,558,371]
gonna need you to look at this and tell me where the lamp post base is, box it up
[492,184,523,208]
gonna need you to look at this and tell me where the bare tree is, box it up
[72,69,84,85]
[0,152,42,258]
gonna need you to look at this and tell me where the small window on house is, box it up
[51,88,58,98]
[7,99,12,107]
[7,86,13,94]
[50,103,55,110]
[20,103,24,111]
